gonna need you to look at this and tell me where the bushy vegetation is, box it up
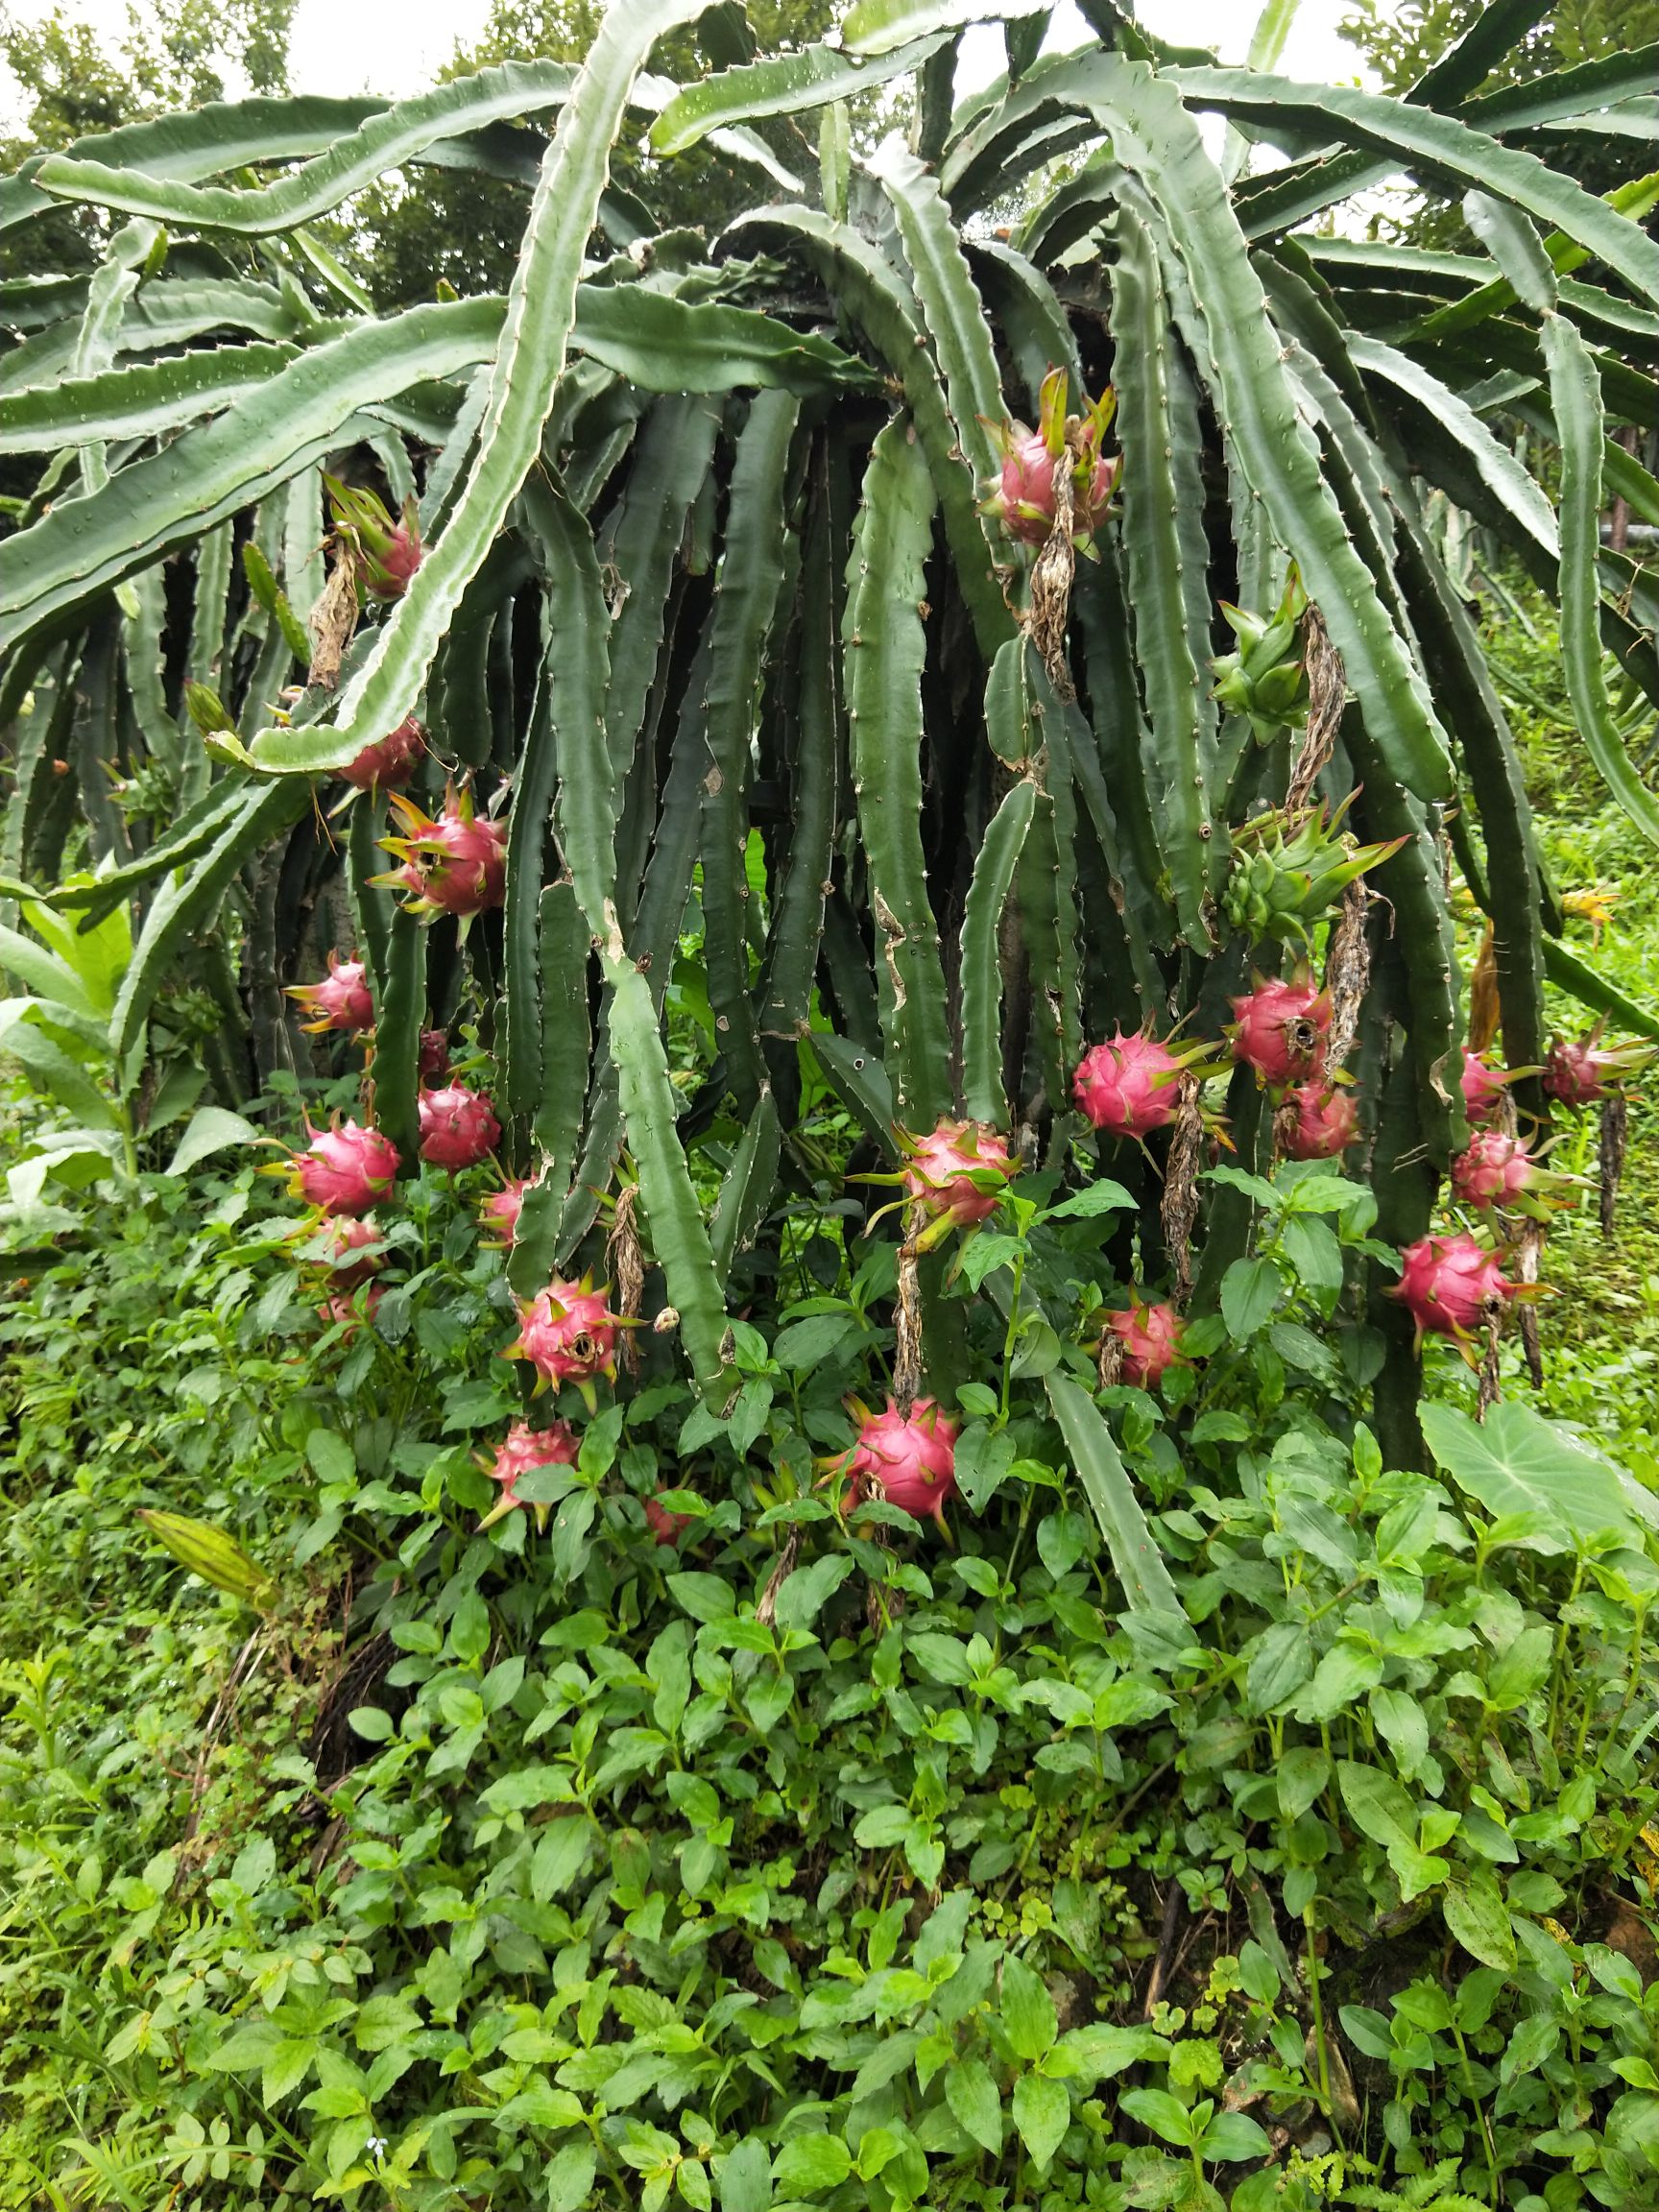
[8,1,1659,2206]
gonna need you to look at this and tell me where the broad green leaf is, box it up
[945,2057,1003,2153]
[1010,2069,1070,2170]
[998,1954,1058,2061]
[1421,1401,1658,1551]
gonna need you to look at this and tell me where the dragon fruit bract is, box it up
[1283,1082,1358,1161]
[839,1398,959,1529]
[479,1420,580,1532]
[980,367,1118,555]
[1394,1232,1510,1348]
[325,473,422,600]
[1461,1048,1516,1125]
[310,1214,384,1288]
[902,1119,1015,1234]
[340,714,423,791]
[1073,1029,1190,1140]
[508,1276,621,1407]
[374,789,507,922]
[287,950,374,1036]
[1230,974,1332,1088]
[418,1083,501,1170]
[1107,1298,1186,1387]
[1451,1129,1535,1210]
[290,1118,398,1216]
[481,1178,532,1248]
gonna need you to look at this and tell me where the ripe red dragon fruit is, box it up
[1283,1082,1358,1161]
[373,789,507,923]
[289,1118,399,1215]
[1106,1297,1186,1387]
[340,714,423,792]
[1451,1128,1535,1210]
[838,1398,959,1529]
[1461,1048,1517,1126]
[902,1119,1016,1238]
[645,1494,695,1547]
[1543,1030,1654,1108]
[419,1028,451,1083]
[1393,1232,1511,1349]
[478,1419,580,1532]
[1073,1029,1200,1140]
[286,950,374,1036]
[1230,973,1332,1088]
[310,1214,384,1289]
[418,1082,501,1170]
[324,472,422,600]
[507,1276,621,1408]
[980,367,1118,555]
[319,1284,384,1334]
[480,1177,532,1248]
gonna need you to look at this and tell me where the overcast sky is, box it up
[1,0,1377,122]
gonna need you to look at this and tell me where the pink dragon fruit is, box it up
[1073,1029,1201,1140]
[319,1284,384,1334]
[340,714,423,792]
[480,1178,533,1248]
[286,950,374,1036]
[1283,1082,1358,1161]
[645,1495,695,1548]
[980,367,1119,555]
[289,1118,399,1215]
[1393,1232,1511,1350]
[418,1082,501,1170]
[1230,974,1332,1088]
[1543,1030,1654,1108]
[373,788,507,922]
[902,1119,1016,1238]
[478,1419,580,1532]
[1451,1128,1535,1210]
[1461,1048,1518,1126]
[419,1028,451,1084]
[310,1214,384,1289]
[1107,1297,1186,1387]
[838,1398,959,1529]
[507,1276,621,1407]
[324,472,422,600]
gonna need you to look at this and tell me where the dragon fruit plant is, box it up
[373,789,508,923]
[477,1420,580,1532]
[286,1119,399,1216]
[1543,1030,1656,1109]
[1072,1030,1216,1142]
[506,1276,623,1411]
[417,1083,501,1170]
[324,473,423,600]
[1393,1232,1515,1358]
[1230,974,1333,1091]
[980,367,1118,554]
[339,714,424,792]
[1105,1297,1188,1389]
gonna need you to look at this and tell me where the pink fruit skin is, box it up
[1072,1031,1186,1139]
[419,1029,451,1084]
[486,1419,579,1514]
[480,1179,531,1247]
[846,1398,959,1527]
[1544,1037,1614,1108]
[315,1214,383,1288]
[903,1120,1014,1227]
[1461,1049,1510,1125]
[1231,977,1332,1087]
[997,430,1059,544]
[1394,1232,1509,1342]
[645,1495,694,1547]
[320,1284,384,1333]
[288,951,374,1035]
[1284,1083,1358,1161]
[372,521,421,598]
[340,715,423,791]
[397,806,507,917]
[418,1083,501,1170]
[1451,1129,1534,1209]
[293,1120,399,1215]
[1108,1300,1185,1386]
[512,1280,620,1389]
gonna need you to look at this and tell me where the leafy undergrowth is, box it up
[4,1120,1658,2212]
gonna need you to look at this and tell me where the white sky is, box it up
[1,0,1376,120]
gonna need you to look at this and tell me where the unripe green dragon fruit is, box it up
[1223,799,1405,950]
[1212,571,1311,743]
